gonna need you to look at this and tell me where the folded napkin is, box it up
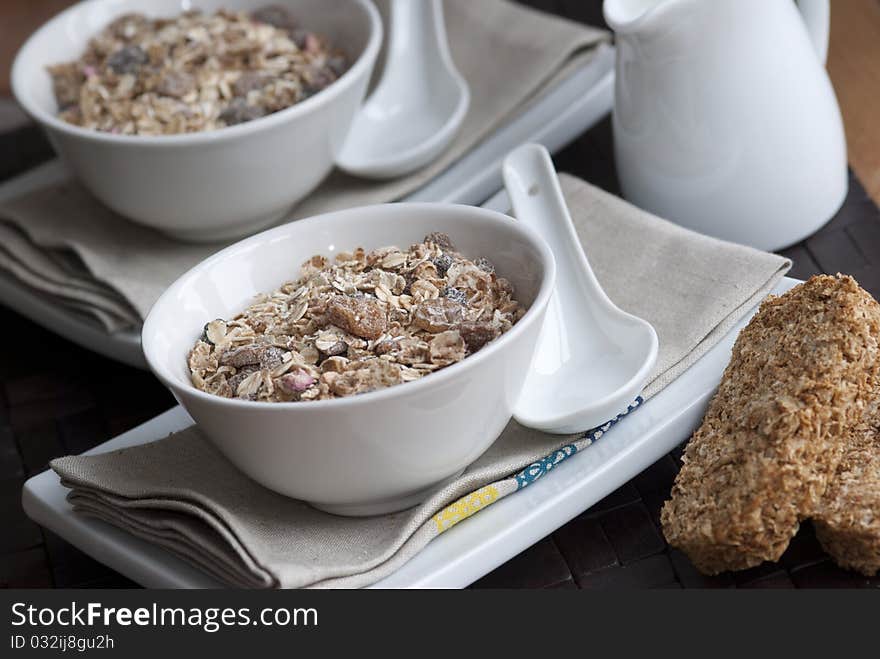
[51,174,791,588]
[0,0,608,330]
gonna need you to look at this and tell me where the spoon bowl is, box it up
[503,144,658,434]
[336,0,469,179]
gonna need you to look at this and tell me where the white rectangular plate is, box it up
[22,277,798,588]
[0,46,614,370]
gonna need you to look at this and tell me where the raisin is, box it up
[327,297,387,340]
[106,45,148,74]
[432,254,453,277]
[442,287,468,305]
[412,298,464,333]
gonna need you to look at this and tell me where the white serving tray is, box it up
[0,45,615,370]
[21,278,799,589]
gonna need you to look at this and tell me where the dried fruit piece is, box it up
[327,297,387,340]
[412,298,464,333]
[106,45,148,74]
[220,344,284,369]
[232,72,268,97]
[431,254,453,277]
[156,71,195,98]
[442,287,468,306]
[459,321,499,352]
[219,98,266,126]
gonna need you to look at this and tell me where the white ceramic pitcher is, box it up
[605,0,847,251]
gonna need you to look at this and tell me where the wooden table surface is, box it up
[3,1,880,589]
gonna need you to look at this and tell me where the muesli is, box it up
[187,233,526,402]
[48,6,348,135]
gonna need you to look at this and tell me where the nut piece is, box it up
[412,298,464,333]
[276,368,316,394]
[327,296,387,340]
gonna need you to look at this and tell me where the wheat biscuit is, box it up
[661,275,880,574]
[813,407,880,576]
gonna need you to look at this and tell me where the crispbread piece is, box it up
[661,275,880,574]
[813,411,880,576]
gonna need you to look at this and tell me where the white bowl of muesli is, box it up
[142,203,556,515]
[11,0,382,242]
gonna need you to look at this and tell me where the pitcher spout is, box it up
[603,0,679,33]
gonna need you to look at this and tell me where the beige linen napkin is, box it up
[51,174,791,588]
[0,0,607,328]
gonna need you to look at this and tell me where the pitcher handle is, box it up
[795,0,830,64]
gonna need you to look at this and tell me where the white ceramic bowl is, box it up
[142,203,556,515]
[12,0,382,242]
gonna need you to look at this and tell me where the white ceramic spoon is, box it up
[336,0,470,179]
[503,144,659,434]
